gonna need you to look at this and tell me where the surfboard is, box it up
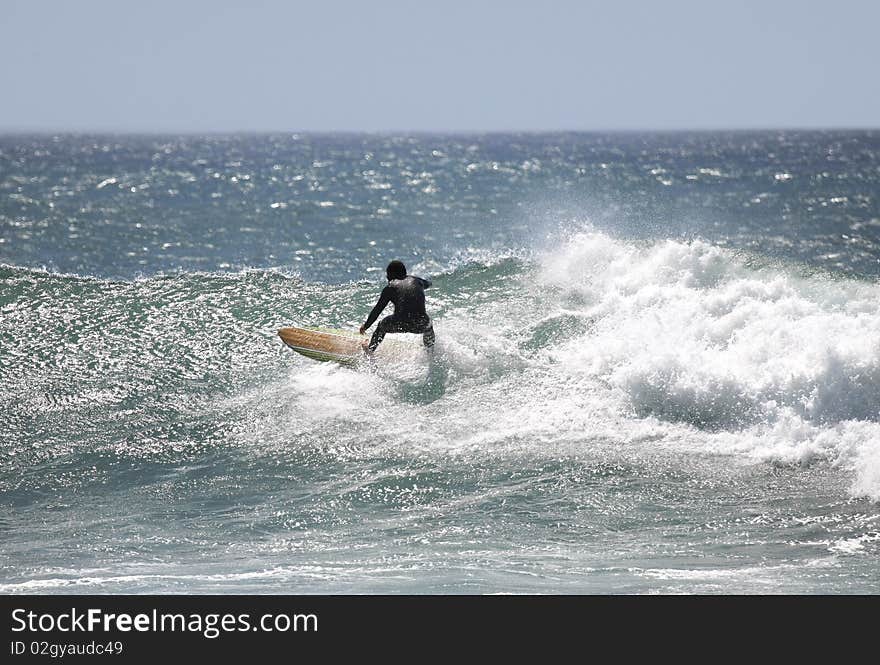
[277,326,416,364]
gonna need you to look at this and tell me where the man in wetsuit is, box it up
[359,260,435,354]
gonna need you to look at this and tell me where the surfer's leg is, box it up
[367,325,385,353]
[422,323,435,348]
[368,316,402,352]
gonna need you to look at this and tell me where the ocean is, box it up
[1,131,879,593]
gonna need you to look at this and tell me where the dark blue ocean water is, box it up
[2,132,879,593]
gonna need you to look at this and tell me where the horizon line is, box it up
[1,126,879,137]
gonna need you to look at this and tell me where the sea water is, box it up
[1,132,879,593]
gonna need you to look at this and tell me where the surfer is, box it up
[359,260,435,354]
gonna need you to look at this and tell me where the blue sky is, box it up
[1,0,878,132]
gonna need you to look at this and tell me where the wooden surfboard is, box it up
[278,326,417,364]
[278,327,364,363]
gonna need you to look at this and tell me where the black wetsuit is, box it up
[363,276,435,352]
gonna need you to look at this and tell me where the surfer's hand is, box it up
[359,326,365,335]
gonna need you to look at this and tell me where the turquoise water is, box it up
[1,132,879,593]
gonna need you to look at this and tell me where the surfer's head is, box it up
[386,260,406,281]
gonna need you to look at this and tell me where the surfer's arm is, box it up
[416,276,432,289]
[361,287,392,331]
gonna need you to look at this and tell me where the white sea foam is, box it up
[536,230,880,499]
